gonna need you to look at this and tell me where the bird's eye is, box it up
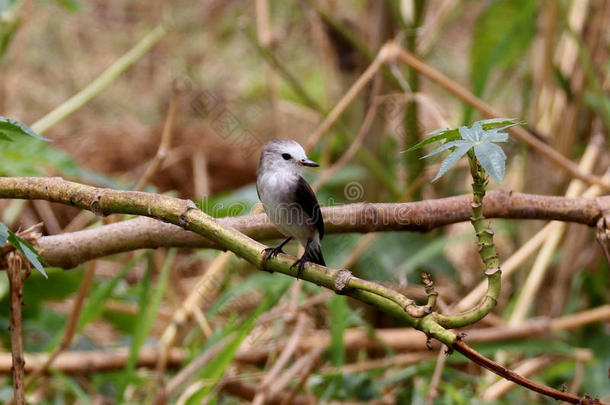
[282,153,292,160]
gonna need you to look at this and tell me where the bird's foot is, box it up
[290,257,308,279]
[261,246,285,272]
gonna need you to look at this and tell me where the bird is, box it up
[256,138,325,278]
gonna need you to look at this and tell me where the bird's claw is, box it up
[263,246,285,261]
[290,257,307,279]
[262,246,285,271]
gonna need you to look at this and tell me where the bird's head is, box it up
[258,138,319,175]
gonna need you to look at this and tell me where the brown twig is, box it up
[482,355,556,401]
[453,340,606,404]
[7,253,25,405]
[483,351,592,401]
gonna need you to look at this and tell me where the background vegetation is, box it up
[0,0,608,403]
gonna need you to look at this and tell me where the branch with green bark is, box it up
[435,157,501,328]
[0,176,606,404]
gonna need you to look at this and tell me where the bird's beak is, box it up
[298,158,319,167]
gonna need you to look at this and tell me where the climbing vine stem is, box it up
[435,154,502,328]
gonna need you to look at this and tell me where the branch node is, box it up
[485,267,501,276]
[90,190,107,217]
[179,205,197,229]
[404,302,427,318]
[332,269,352,293]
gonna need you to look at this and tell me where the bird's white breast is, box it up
[257,171,313,244]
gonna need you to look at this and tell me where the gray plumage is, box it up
[256,138,325,276]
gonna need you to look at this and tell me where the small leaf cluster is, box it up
[0,116,49,277]
[409,118,520,183]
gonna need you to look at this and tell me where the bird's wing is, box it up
[294,176,324,239]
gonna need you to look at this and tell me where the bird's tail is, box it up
[304,240,325,266]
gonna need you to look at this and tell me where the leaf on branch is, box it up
[0,116,49,142]
[7,231,48,278]
[406,118,518,152]
[417,119,520,183]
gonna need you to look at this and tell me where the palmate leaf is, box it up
[0,116,49,142]
[474,142,506,183]
[406,118,519,152]
[432,144,473,182]
[405,129,460,152]
[416,119,519,183]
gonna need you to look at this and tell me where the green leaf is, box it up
[7,231,48,278]
[420,119,517,182]
[420,140,470,159]
[0,222,8,247]
[431,143,472,182]
[0,135,80,178]
[406,119,518,152]
[474,142,507,183]
[404,129,460,152]
[0,116,49,141]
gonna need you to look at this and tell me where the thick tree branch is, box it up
[24,188,610,269]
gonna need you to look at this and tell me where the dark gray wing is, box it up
[294,176,324,239]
